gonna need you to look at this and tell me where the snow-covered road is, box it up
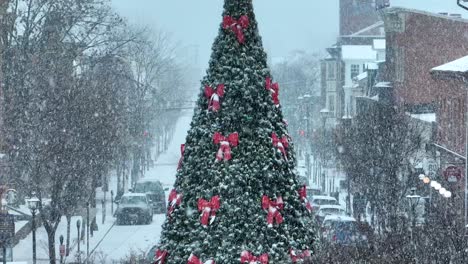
[90,110,192,262]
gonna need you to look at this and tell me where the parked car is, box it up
[115,193,153,225]
[316,204,347,223]
[321,215,368,248]
[133,179,166,214]
[311,195,338,211]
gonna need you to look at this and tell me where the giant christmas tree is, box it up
[156,0,316,263]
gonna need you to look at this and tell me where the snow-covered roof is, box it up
[374,82,392,88]
[410,113,436,123]
[323,215,356,222]
[354,71,368,81]
[348,21,384,37]
[123,193,147,197]
[318,205,344,210]
[388,3,467,19]
[431,56,468,75]
[341,45,376,61]
[312,195,337,201]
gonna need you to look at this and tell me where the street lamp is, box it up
[406,187,421,260]
[27,196,40,264]
[319,108,330,193]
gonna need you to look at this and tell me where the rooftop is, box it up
[374,82,392,88]
[431,56,468,80]
[312,195,337,201]
[342,45,377,61]
[323,215,356,222]
[385,7,468,22]
[318,205,345,210]
[354,71,368,82]
[123,193,147,197]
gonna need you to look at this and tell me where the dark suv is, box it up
[134,179,166,214]
[115,193,153,225]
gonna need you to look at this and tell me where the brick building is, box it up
[382,8,468,160]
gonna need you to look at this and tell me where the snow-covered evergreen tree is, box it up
[156,0,316,262]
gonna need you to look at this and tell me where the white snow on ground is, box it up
[13,110,193,263]
[89,110,193,262]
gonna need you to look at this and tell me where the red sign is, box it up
[59,245,65,256]
[444,166,462,183]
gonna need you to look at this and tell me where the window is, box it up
[351,64,360,79]
[328,95,335,112]
[327,62,336,80]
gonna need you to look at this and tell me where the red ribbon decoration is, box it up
[204,84,225,112]
[240,251,269,264]
[262,195,284,227]
[272,133,289,160]
[289,248,311,263]
[265,77,280,106]
[222,15,249,44]
[167,189,182,217]
[298,185,313,213]
[177,144,185,171]
[187,254,215,264]
[213,132,239,161]
[154,249,168,264]
[197,195,220,226]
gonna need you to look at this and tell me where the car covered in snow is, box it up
[133,179,166,214]
[316,204,347,223]
[310,195,338,211]
[115,193,153,225]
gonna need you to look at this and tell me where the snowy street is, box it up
[13,110,192,263]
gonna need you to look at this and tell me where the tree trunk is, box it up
[66,214,71,256]
[46,226,57,264]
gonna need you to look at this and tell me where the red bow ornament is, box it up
[265,77,280,106]
[204,84,225,112]
[240,251,269,264]
[177,144,185,171]
[298,185,313,213]
[262,195,284,227]
[223,15,249,44]
[289,249,311,263]
[198,195,220,226]
[272,133,289,160]
[167,189,182,217]
[213,132,239,161]
[154,249,168,264]
[187,254,215,264]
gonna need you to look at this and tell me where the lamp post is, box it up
[406,187,421,261]
[319,109,330,193]
[27,196,40,264]
[76,219,81,264]
[303,94,312,180]
[86,202,89,264]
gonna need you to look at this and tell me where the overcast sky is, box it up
[111,0,464,68]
